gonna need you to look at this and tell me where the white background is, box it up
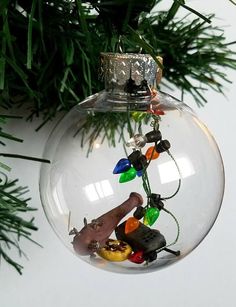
[1,1,236,306]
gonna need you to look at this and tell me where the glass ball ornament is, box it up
[39,53,224,274]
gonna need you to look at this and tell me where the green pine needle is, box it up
[27,0,37,69]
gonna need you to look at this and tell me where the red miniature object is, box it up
[128,250,145,264]
[154,109,165,115]
[69,192,143,255]
[147,108,165,116]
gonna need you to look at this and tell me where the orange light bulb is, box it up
[145,146,160,160]
[125,217,140,234]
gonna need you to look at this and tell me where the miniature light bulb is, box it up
[125,217,140,234]
[119,167,137,183]
[145,146,160,160]
[143,207,160,226]
[126,134,147,149]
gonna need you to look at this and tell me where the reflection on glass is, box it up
[84,180,114,202]
[158,157,195,184]
[52,176,70,217]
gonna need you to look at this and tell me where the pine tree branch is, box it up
[0,0,234,124]
[0,115,50,273]
[0,175,38,274]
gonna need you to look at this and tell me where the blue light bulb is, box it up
[113,158,131,174]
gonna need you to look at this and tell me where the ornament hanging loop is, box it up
[117,34,143,54]
[137,33,143,54]
[118,35,124,53]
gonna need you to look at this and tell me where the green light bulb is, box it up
[132,112,146,122]
[119,167,137,183]
[144,207,160,226]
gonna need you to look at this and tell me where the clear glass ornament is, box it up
[40,53,224,274]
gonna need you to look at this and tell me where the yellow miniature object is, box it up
[97,239,132,262]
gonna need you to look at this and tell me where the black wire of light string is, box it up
[161,150,182,200]
[125,111,181,249]
[125,110,182,203]
[148,206,180,256]
[143,112,182,201]
[140,144,181,250]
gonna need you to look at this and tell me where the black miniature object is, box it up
[155,140,171,153]
[145,130,162,143]
[115,221,166,254]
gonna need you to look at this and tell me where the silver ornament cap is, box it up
[100,53,159,101]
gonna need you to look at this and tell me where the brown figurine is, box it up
[69,192,143,256]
